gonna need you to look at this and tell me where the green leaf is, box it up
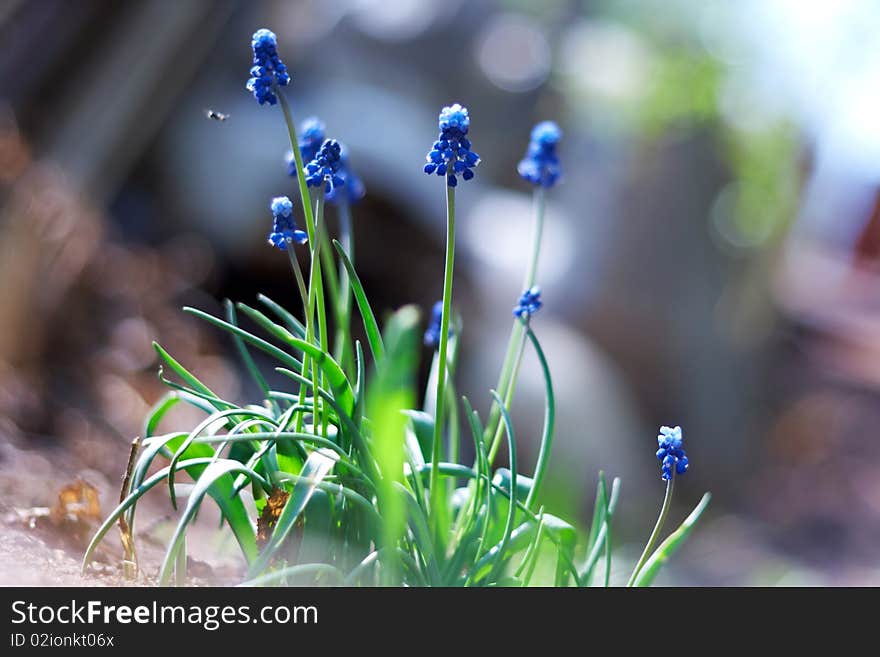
[288,337,356,418]
[167,407,274,510]
[248,449,339,577]
[83,457,219,574]
[367,305,419,582]
[153,343,229,414]
[604,476,621,587]
[484,390,518,584]
[523,325,555,510]
[333,239,384,364]
[225,300,272,399]
[580,475,621,586]
[256,294,307,339]
[402,409,434,464]
[236,302,302,347]
[633,493,711,587]
[124,432,194,531]
[183,306,303,372]
[159,459,263,584]
[241,563,345,587]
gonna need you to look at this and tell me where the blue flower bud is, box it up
[247,29,290,106]
[424,103,480,187]
[513,286,543,320]
[656,426,689,481]
[518,121,563,188]
[267,196,307,250]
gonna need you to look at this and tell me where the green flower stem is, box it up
[287,249,309,316]
[311,192,330,437]
[627,475,675,587]
[486,329,526,463]
[277,89,322,436]
[482,187,546,462]
[523,186,545,292]
[319,217,341,321]
[429,183,456,536]
[278,90,315,241]
[334,201,355,374]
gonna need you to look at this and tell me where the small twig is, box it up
[118,437,140,580]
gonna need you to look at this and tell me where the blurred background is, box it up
[3,0,880,585]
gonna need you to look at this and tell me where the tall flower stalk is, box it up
[84,29,712,587]
[423,104,479,536]
[627,426,690,585]
[484,122,561,463]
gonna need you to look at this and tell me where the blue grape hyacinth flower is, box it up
[305,139,345,193]
[423,301,451,349]
[656,425,689,481]
[267,196,308,250]
[246,28,290,106]
[513,286,543,319]
[325,143,366,204]
[286,116,326,176]
[518,121,563,188]
[424,103,480,187]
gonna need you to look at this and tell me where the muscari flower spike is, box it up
[513,286,543,319]
[423,301,452,349]
[246,28,290,106]
[656,425,689,481]
[424,103,480,187]
[267,196,308,250]
[518,121,563,188]
[286,116,326,176]
[325,143,366,204]
[305,139,345,193]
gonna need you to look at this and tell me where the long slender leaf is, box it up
[484,390,517,584]
[153,342,219,401]
[183,307,303,372]
[225,300,272,398]
[256,293,307,339]
[241,563,345,587]
[167,407,275,509]
[83,457,219,573]
[523,325,555,510]
[248,449,339,577]
[332,239,384,363]
[633,493,711,587]
[159,459,263,584]
[288,337,355,418]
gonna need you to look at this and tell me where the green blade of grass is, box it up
[412,462,581,585]
[517,509,546,587]
[581,473,608,586]
[235,302,302,347]
[392,480,440,586]
[153,343,231,415]
[240,563,345,587]
[632,492,711,587]
[288,337,356,418]
[368,305,419,584]
[183,307,303,372]
[256,293,307,338]
[353,339,366,417]
[580,476,621,585]
[522,325,555,511]
[484,390,517,584]
[159,459,264,585]
[332,239,384,364]
[225,300,272,399]
[603,476,621,587]
[83,456,217,574]
[167,407,275,510]
[247,449,339,577]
